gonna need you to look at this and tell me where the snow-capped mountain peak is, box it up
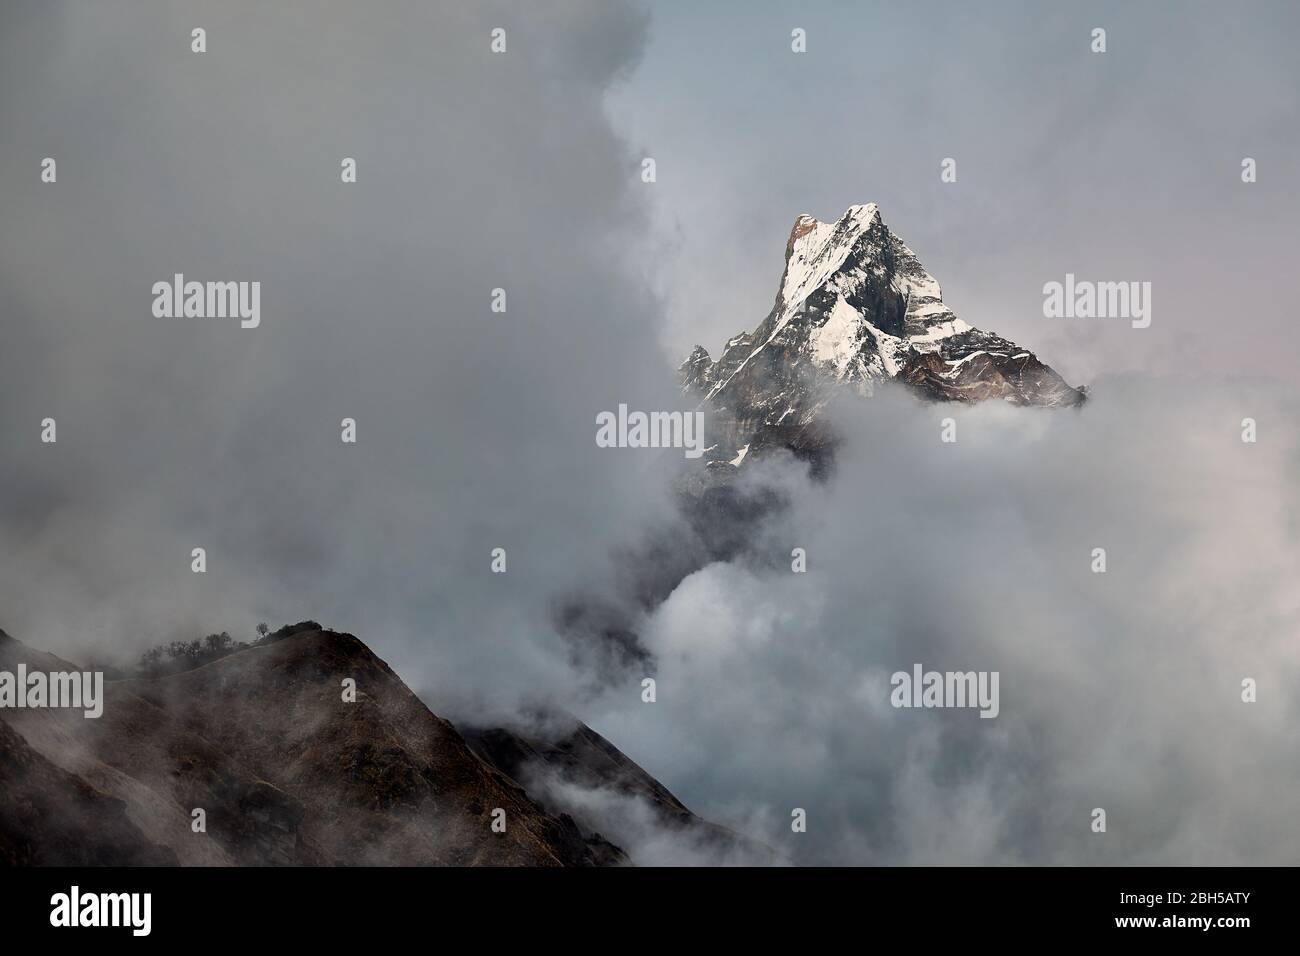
[679,204,1085,467]
[780,204,879,311]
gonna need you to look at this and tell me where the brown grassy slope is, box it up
[121,626,622,865]
[1,630,318,865]
[0,717,176,866]
[2,625,622,865]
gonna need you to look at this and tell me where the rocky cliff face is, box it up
[681,204,1085,467]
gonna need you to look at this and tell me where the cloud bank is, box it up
[0,0,690,719]
[588,377,1300,864]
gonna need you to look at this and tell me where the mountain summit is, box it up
[680,204,1085,466]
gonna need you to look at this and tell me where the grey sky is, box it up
[612,0,1300,385]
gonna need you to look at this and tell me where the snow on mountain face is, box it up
[679,204,1086,467]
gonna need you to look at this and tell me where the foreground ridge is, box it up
[0,622,763,865]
